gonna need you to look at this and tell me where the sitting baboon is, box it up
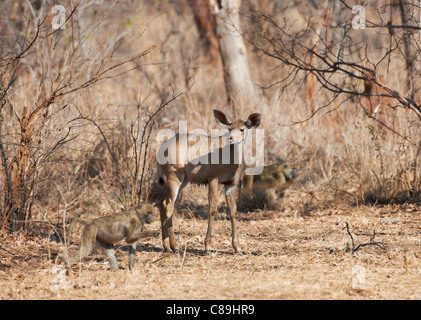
[242,161,299,200]
[64,203,159,270]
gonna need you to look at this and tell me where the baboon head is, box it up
[136,203,155,224]
[282,162,299,181]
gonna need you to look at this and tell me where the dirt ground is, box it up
[0,190,420,300]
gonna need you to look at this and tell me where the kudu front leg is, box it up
[225,184,240,253]
[159,197,177,252]
[159,176,183,253]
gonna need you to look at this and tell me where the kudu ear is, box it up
[213,109,232,126]
[245,113,261,129]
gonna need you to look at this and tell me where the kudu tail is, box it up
[158,164,166,187]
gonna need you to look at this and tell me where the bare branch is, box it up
[343,222,387,254]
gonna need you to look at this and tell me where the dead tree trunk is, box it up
[211,0,259,114]
[399,0,415,99]
[191,0,219,60]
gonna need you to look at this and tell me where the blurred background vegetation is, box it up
[0,0,420,232]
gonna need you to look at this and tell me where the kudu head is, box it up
[213,109,261,144]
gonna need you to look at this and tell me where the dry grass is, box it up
[1,188,420,300]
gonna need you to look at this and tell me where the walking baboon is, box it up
[64,203,159,270]
[242,162,299,200]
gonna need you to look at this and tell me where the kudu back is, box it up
[157,109,261,253]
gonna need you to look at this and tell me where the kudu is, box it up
[157,109,261,254]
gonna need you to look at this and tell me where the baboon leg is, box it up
[97,240,119,270]
[126,231,159,270]
[205,179,219,254]
[127,230,159,243]
[66,224,97,267]
[104,248,119,270]
[159,174,185,252]
[128,243,137,271]
[225,184,240,253]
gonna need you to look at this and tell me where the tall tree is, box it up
[211,0,259,114]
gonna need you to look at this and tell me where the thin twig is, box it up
[343,222,387,254]
[180,242,189,269]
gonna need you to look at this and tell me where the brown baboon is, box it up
[242,162,299,200]
[64,203,159,270]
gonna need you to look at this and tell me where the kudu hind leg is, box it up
[225,184,240,253]
[205,179,219,254]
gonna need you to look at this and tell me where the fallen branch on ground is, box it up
[343,222,387,254]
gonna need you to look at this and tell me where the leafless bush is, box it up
[0,0,190,231]
[241,0,421,204]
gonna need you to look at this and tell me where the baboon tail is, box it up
[66,217,92,246]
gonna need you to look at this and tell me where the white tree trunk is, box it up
[211,0,259,113]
